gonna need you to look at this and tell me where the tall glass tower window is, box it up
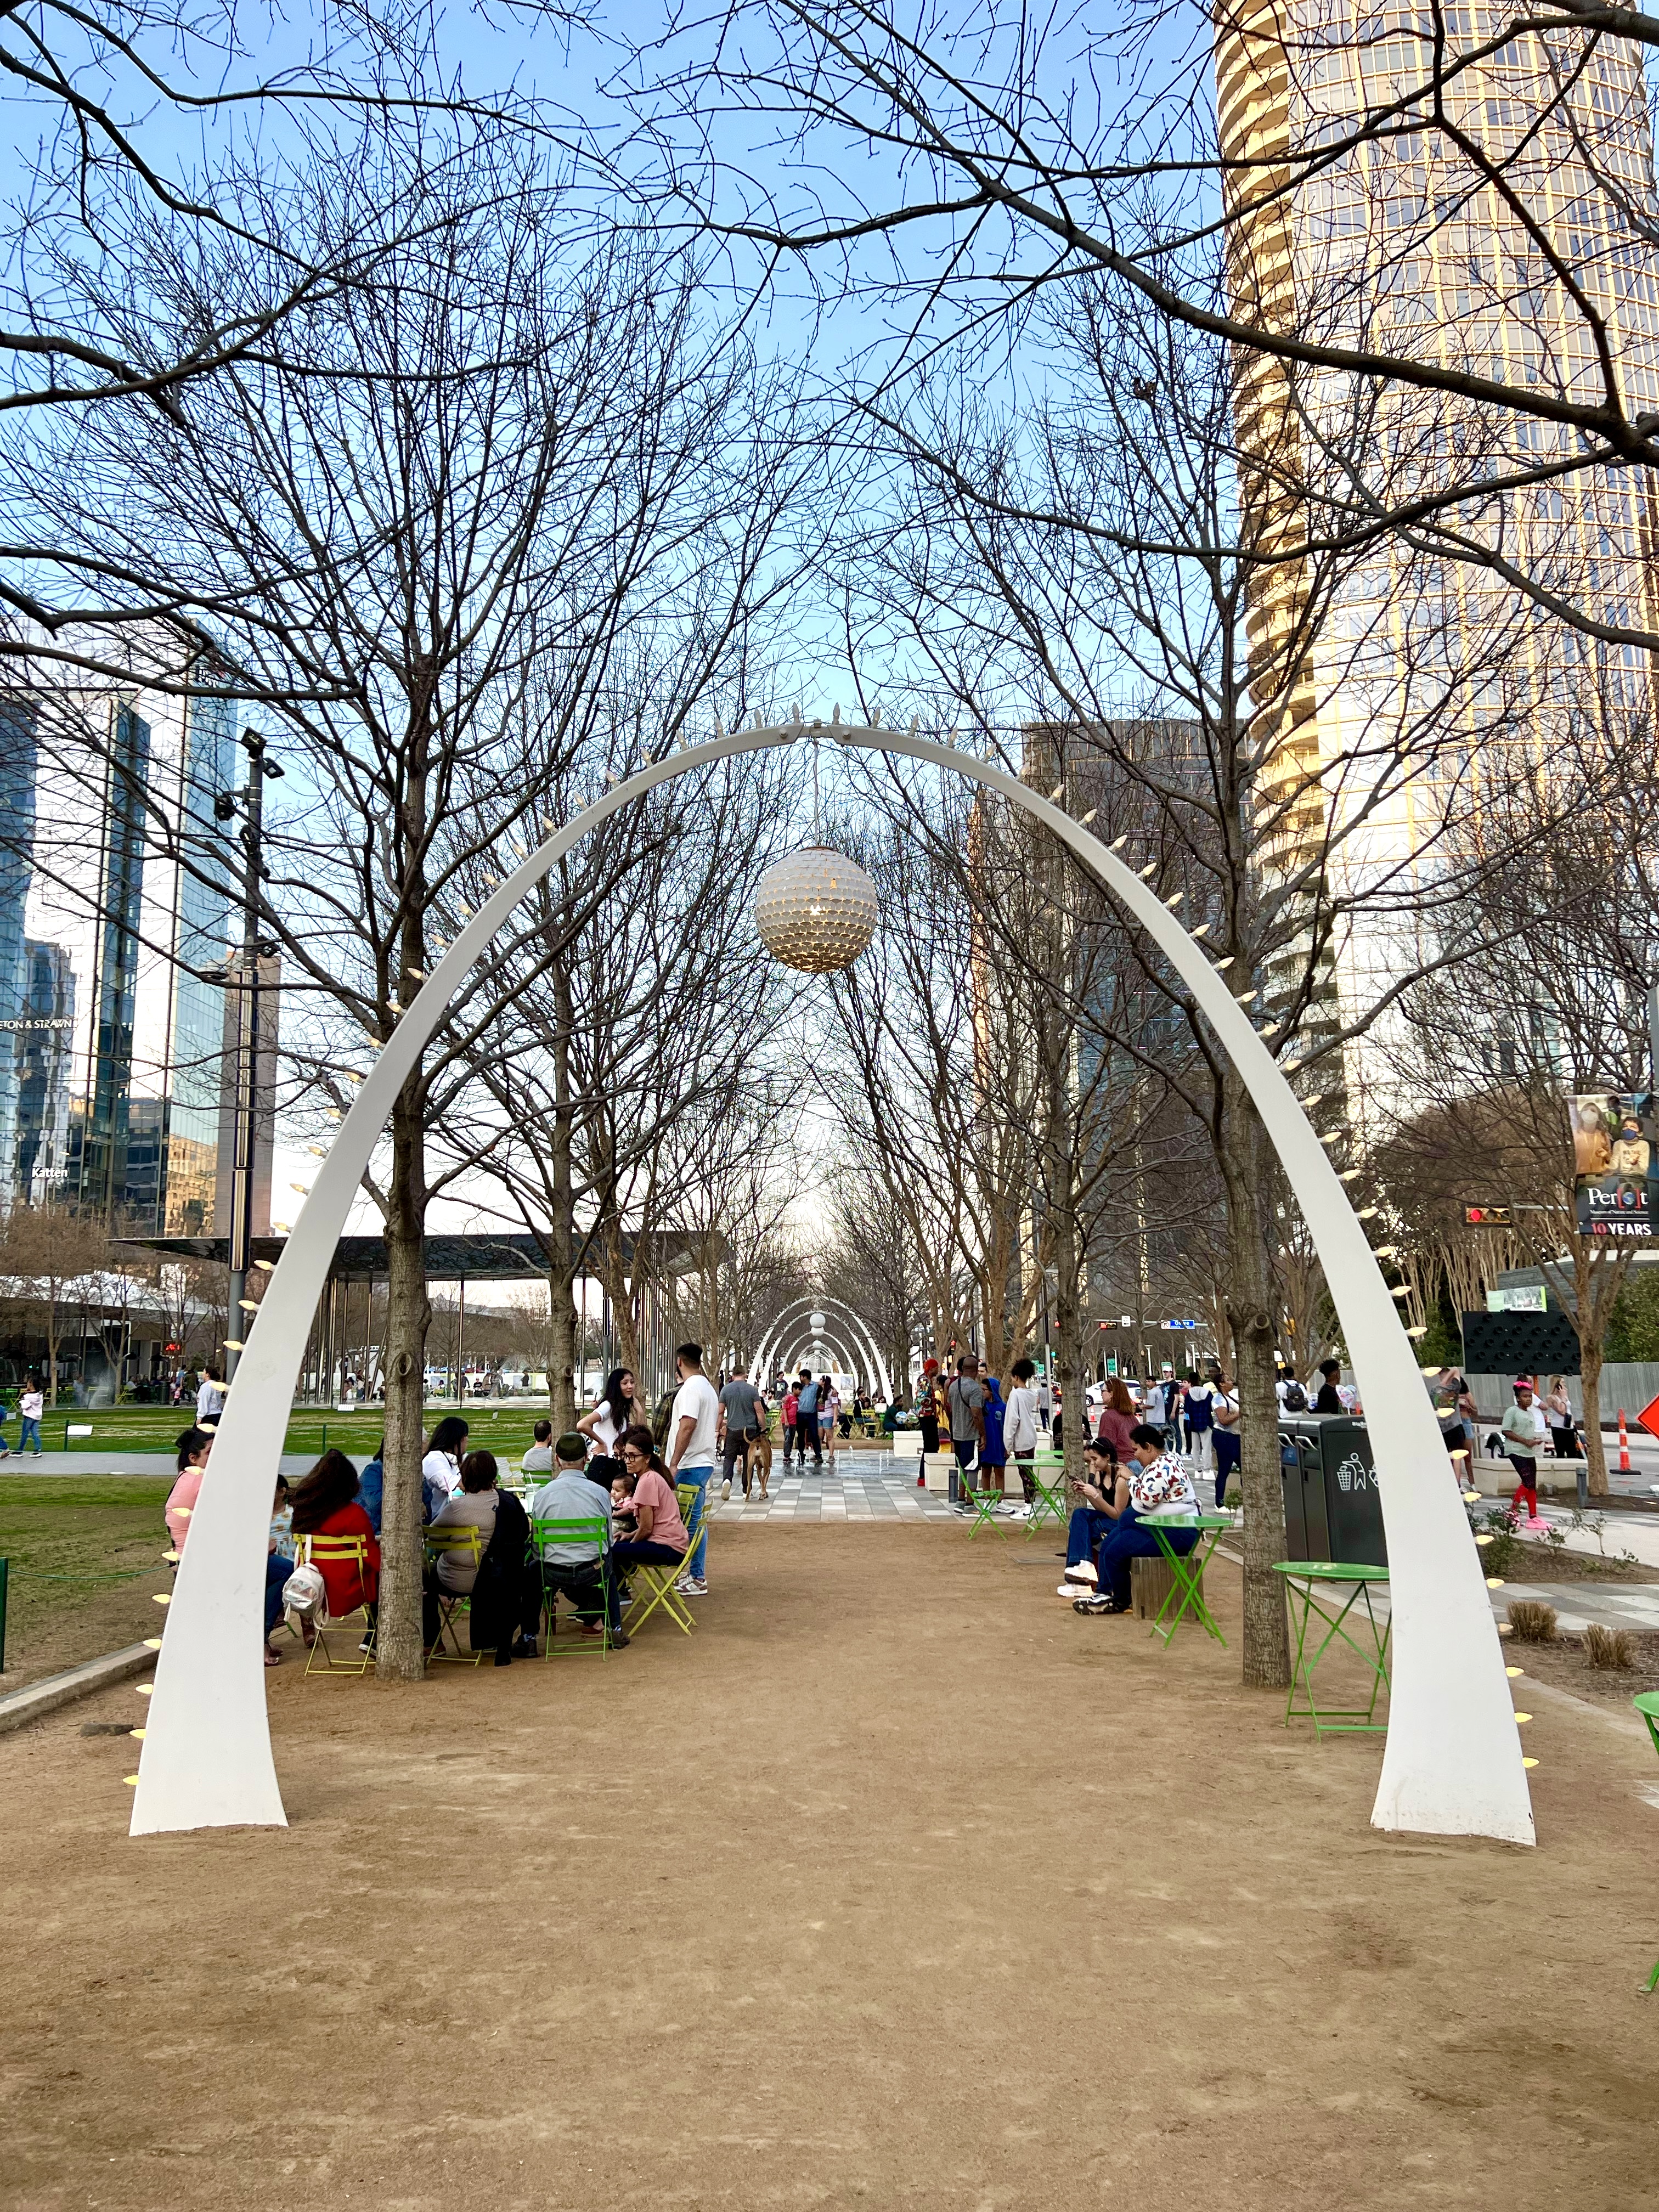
[165,693,233,1232]
[77,703,149,1218]
[0,699,38,1197]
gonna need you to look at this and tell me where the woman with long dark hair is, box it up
[290,1447,380,1621]
[165,1426,213,1554]
[421,1415,470,1504]
[578,1367,650,1464]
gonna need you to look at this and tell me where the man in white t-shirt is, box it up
[668,1342,719,1597]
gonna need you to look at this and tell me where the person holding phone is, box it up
[1061,1440,1132,1592]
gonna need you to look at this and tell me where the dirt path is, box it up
[2,1523,1654,2210]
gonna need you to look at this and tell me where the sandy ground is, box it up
[3,1523,1656,2211]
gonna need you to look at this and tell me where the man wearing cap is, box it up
[1502,1381,1548,1524]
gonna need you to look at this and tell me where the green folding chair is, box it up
[422,1526,488,1663]
[1637,1691,1659,1991]
[1023,1454,1070,1538]
[960,1471,1008,1537]
[531,1515,614,1656]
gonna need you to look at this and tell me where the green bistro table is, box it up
[1140,1511,1235,1647]
[1023,1455,1070,1538]
[1634,1692,1659,1991]
[1272,1561,1392,1736]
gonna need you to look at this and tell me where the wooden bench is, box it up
[1131,1551,1205,1622]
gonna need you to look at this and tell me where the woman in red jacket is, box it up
[289,1448,380,1621]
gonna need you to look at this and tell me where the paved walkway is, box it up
[709,1450,960,1521]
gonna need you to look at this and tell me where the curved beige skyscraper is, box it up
[1212,0,1659,1120]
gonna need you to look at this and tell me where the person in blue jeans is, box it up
[1077,1427,1199,1615]
[667,1341,720,1595]
[1063,1440,1131,1585]
[18,1374,43,1455]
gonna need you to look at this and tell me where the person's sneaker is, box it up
[1075,1594,1129,1616]
[1063,1563,1098,1587]
[721,1477,732,1500]
[610,1630,630,1649]
[514,1635,538,1657]
[676,1575,708,1597]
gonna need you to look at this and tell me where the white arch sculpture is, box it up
[756,1294,894,1400]
[782,1333,860,1387]
[130,718,1534,1846]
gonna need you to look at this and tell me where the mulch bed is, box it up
[1502,1540,1657,1584]
[1505,1626,1659,1705]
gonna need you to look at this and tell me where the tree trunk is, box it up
[376,1079,431,1682]
[599,1227,643,1378]
[548,1274,578,1431]
[1221,1083,1291,1689]
[1580,1339,1609,1498]
[1558,1237,1634,1502]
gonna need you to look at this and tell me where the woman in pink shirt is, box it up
[165,1426,215,1553]
[1093,1376,1139,1464]
[611,1426,690,1581]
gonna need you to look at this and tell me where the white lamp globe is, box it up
[753,845,879,974]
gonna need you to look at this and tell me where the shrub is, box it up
[1508,1600,1559,1641]
[1585,1623,1638,1669]
[1474,1508,1519,1579]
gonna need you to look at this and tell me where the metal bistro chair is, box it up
[296,1532,377,1677]
[422,1526,488,1665]
[532,1515,614,1656]
[1023,1453,1070,1538]
[624,1481,703,1637]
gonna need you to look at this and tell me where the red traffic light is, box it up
[1464,1204,1513,1226]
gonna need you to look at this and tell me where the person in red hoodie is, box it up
[289,1448,380,1637]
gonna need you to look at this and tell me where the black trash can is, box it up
[1277,1415,1386,1567]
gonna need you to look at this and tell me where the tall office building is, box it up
[1214,0,1659,1125]
[0,672,274,1232]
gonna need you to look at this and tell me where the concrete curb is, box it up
[0,1641,157,1735]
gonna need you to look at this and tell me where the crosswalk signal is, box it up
[1464,1204,1513,1226]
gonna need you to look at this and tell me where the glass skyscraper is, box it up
[0,675,255,1231]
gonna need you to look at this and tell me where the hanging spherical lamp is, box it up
[753,845,879,974]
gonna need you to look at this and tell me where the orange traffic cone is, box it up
[1619,1408,1631,1472]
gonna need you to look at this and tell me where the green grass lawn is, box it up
[0,1473,175,1678]
[15,1403,557,1459]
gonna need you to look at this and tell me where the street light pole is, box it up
[219,732,281,1381]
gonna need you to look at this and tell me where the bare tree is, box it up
[825,276,1604,1681]
[9,122,817,1675]
[1374,750,1659,1493]
[0,1199,113,1401]
[620,0,1659,644]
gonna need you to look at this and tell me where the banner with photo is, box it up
[1568,1091,1659,1237]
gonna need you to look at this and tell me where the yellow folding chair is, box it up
[623,1481,703,1637]
[422,1526,488,1664]
[295,1532,377,1676]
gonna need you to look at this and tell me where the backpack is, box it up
[1282,1382,1308,1413]
[1187,1387,1214,1432]
[281,1561,329,1624]
[651,1390,675,1448]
